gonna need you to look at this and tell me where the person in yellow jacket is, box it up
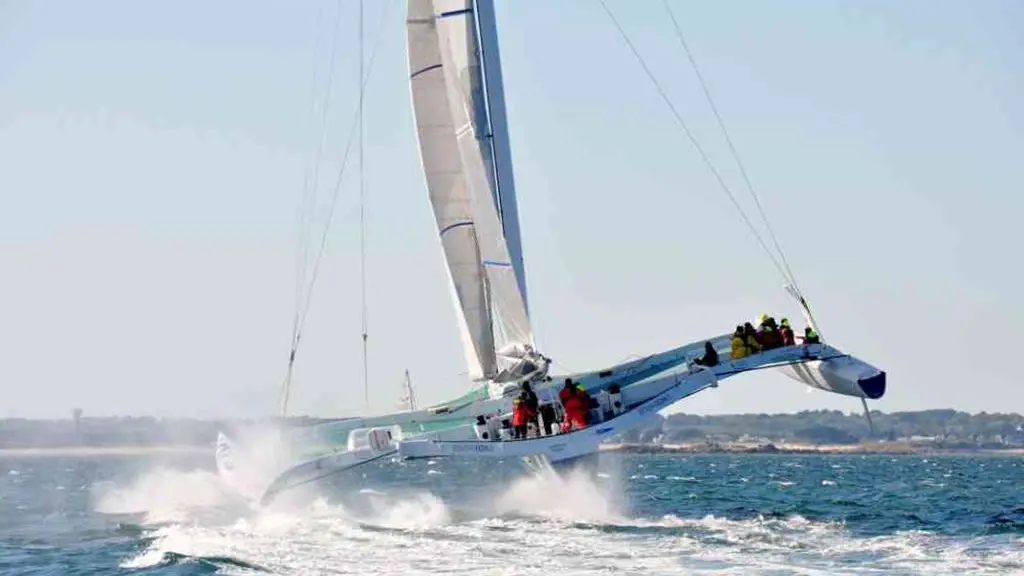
[730,325,749,360]
[743,322,763,354]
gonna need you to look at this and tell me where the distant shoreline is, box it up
[601,442,1024,457]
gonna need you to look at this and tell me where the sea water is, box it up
[1,451,1021,575]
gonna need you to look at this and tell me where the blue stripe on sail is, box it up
[439,221,474,236]
[410,63,442,79]
[483,260,512,268]
[439,8,472,19]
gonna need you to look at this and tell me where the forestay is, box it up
[406,0,533,379]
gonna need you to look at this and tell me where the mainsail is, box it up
[407,0,533,379]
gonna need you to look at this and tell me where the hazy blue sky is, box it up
[2,1,1021,419]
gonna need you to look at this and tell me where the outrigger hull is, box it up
[258,447,398,506]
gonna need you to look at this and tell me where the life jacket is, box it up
[731,336,748,359]
[745,333,762,352]
[558,387,574,404]
[563,409,587,431]
[780,326,795,346]
[560,387,584,413]
[565,387,590,426]
[511,401,526,427]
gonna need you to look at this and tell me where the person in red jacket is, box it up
[511,397,527,439]
[519,382,539,433]
[558,378,575,405]
[559,378,588,432]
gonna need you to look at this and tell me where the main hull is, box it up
[397,366,720,463]
[265,337,716,461]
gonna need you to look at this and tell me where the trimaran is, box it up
[216,0,886,505]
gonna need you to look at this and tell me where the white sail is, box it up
[407,0,495,378]
[406,0,533,377]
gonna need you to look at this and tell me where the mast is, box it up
[471,0,530,318]
[400,369,418,411]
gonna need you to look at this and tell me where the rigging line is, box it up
[293,4,322,320]
[292,2,328,348]
[283,1,331,418]
[661,0,803,295]
[296,0,390,342]
[597,0,792,287]
[280,349,298,418]
[281,0,393,415]
[291,0,344,356]
[301,0,346,326]
[359,0,369,412]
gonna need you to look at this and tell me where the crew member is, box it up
[743,322,762,353]
[518,382,539,437]
[521,382,539,426]
[511,397,527,439]
[731,325,749,360]
[779,318,795,346]
[577,383,595,423]
[559,379,587,432]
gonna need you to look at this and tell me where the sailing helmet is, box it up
[758,313,768,324]
[781,318,790,327]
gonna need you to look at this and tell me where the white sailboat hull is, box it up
[397,367,720,463]
[394,342,884,463]
[225,337,884,504]
[778,353,886,399]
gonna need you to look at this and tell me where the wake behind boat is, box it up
[217,0,885,506]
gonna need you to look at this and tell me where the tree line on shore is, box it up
[618,409,1024,448]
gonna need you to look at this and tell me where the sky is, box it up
[1,1,1022,420]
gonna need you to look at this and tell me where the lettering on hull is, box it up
[453,443,496,453]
